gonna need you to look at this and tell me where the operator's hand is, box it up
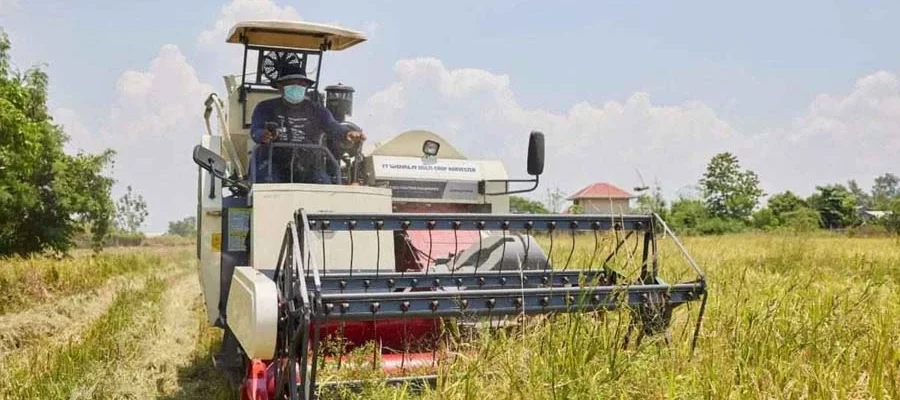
[262,122,279,144]
[262,129,277,144]
[346,130,366,143]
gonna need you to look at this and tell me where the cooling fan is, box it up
[261,51,303,84]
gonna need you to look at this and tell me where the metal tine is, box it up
[498,220,509,276]
[543,221,555,273]
[424,220,435,277]
[375,219,383,278]
[320,223,328,278]
[472,220,485,274]
[400,219,410,278]
[562,221,577,271]
[450,221,459,277]
[348,220,355,278]
[522,222,533,268]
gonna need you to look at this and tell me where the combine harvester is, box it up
[193,20,708,400]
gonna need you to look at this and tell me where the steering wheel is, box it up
[333,122,366,185]
[262,126,343,184]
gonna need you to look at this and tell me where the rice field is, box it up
[0,232,898,399]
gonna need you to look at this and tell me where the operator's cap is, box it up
[275,63,315,85]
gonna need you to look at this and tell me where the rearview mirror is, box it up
[527,131,545,176]
[478,131,543,196]
[193,145,229,181]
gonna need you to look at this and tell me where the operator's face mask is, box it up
[283,84,307,104]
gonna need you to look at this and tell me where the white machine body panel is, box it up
[227,267,278,359]
[367,154,510,213]
[198,135,224,325]
[250,183,395,273]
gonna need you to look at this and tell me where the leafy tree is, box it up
[807,185,858,229]
[698,152,764,221]
[767,191,807,223]
[0,31,115,255]
[509,195,549,214]
[113,185,148,233]
[847,179,872,209]
[879,199,900,235]
[668,198,707,234]
[167,216,197,237]
[569,203,584,214]
[872,173,899,209]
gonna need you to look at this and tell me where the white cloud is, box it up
[749,70,900,196]
[360,60,900,203]
[358,57,746,200]
[105,45,212,142]
[197,0,302,70]
[362,20,380,39]
[53,107,92,154]
[0,0,18,16]
[91,45,213,231]
[197,0,301,49]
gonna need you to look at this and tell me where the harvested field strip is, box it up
[157,291,240,400]
[0,266,189,361]
[0,246,193,315]
[105,272,237,399]
[0,274,169,399]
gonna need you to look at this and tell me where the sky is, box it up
[1,0,899,232]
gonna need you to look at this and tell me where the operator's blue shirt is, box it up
[249,97,351,183]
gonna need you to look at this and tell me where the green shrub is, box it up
[696,217,746,235]
[781,207,821,232]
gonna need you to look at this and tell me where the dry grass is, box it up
[0,246,192,315]
[0,233,898,399]
[323,233,900,399]
[0,275,168,398]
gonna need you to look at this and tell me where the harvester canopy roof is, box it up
[226,20,367,51]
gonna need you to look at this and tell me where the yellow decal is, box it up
[211,233,222,252]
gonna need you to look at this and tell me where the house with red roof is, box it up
[566,182,635,214]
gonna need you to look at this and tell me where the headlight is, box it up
[422,140,440,157]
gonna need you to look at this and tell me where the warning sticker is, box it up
[211,233,222,252]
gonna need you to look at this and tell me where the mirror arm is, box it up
[208,171,217,199]
[478,175,540,196]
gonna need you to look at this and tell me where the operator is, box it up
[249,63,366,184]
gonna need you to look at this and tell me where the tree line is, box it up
[511,152,900,235]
